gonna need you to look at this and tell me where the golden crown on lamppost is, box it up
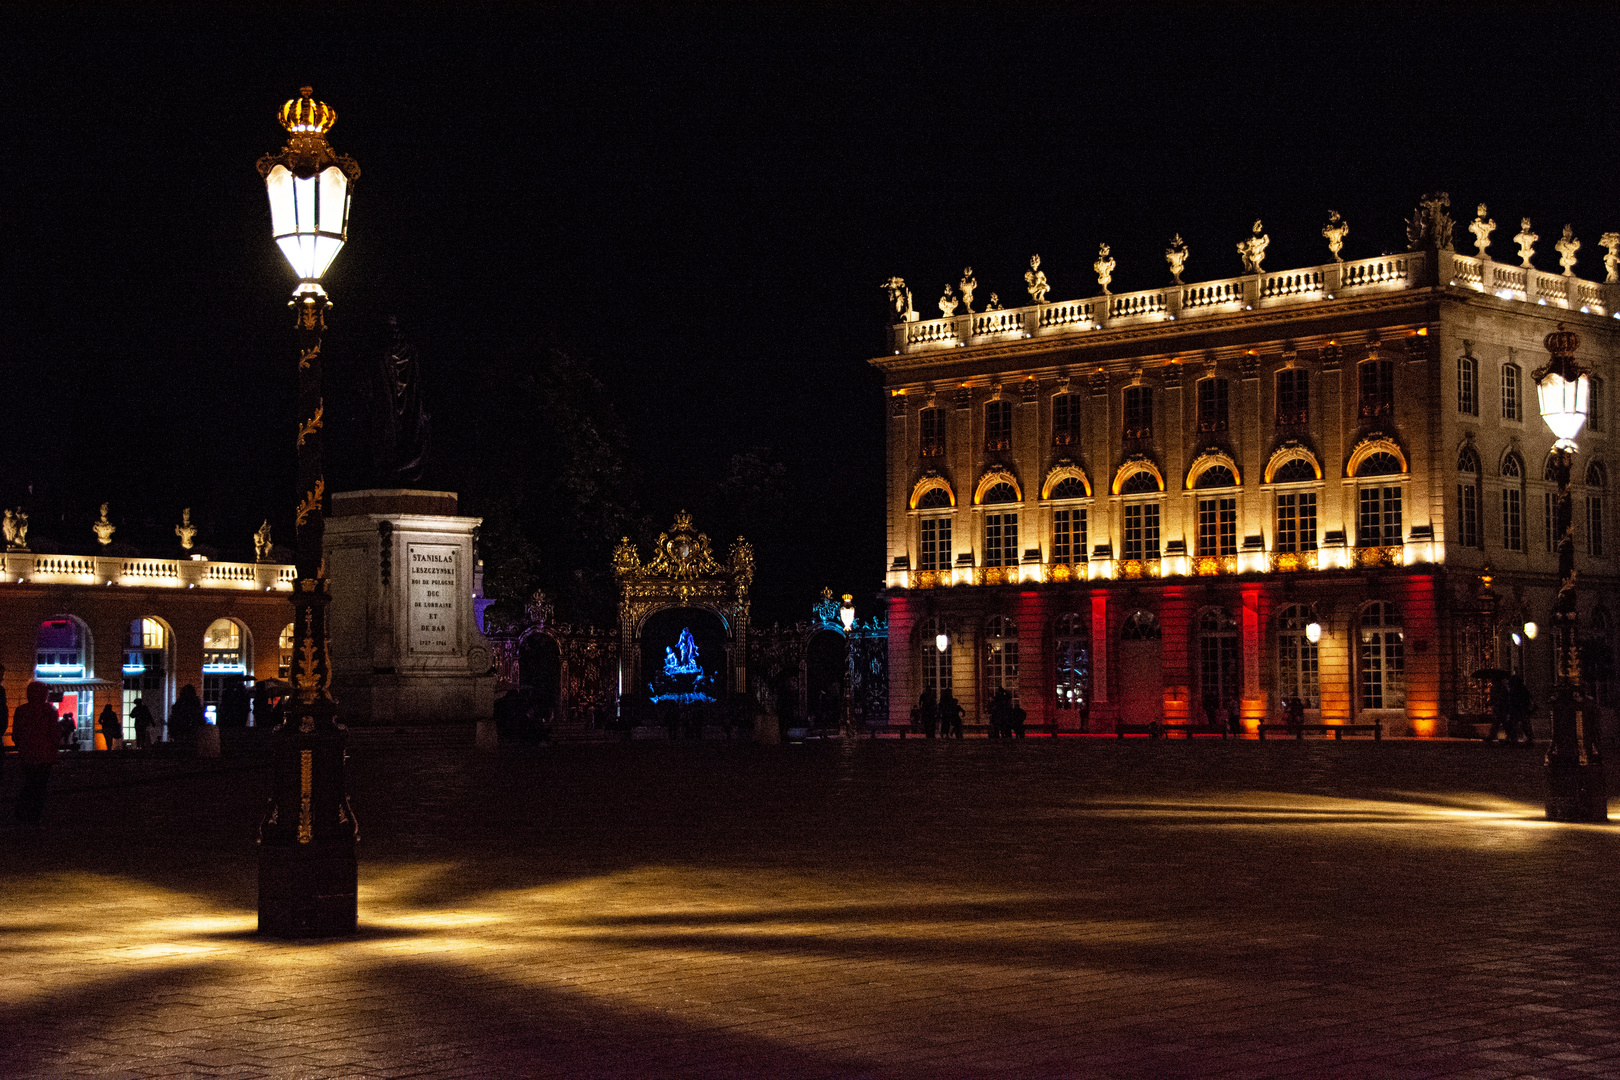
[1544,323,1581,363]
[257,86,360,284]
[278,86,337,134]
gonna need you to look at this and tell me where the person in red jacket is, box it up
[13,681,59,825]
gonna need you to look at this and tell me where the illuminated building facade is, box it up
[875,201,1620,736]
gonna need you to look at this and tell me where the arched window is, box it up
[1501,453,1523,552]
[919,407,945,458]
[917,487,951,510]
[1197,378,1229,433]
[1358,602,1405,710]
[920,617,952,694]
[1272,458,1316,484]
[984,616,1019,700]
[1276,605,1319,710]
[1052,393,1080,446]
[985,399,1013,452]
[1194,465,1236,489]
[1501,362,1521,421]
[1054,614,1088,711]
[202,618,252,723]
[982,482,1018,504]
[35,616,93,744]
[1587,462,1606,557]
[1357,452,1404,547]
[1120,470,1160,495]
[1196,609,1240,717]
[279,623,296,680]
[1587,608,1613,707]
[1121,610,1160,641]
[1120,469,1162,561]
[1049,477,1086,500]
[1458,446,1481,548]
[1457,354,1478,416]
[124,618,171,741]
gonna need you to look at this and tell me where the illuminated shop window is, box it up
[1054,613,1088,711]
[202,618,250,722]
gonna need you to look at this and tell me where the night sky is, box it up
[3,5,1616,625]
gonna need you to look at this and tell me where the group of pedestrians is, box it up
[1485,673,1535,744]
[912,688,965,738]
[986,687,1027,738]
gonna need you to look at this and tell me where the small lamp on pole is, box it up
[839,594,856,739]
[1534,324,1607,822]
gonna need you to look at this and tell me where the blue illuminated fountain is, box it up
[649,627,714,704]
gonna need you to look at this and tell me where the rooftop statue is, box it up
[1237,219,1269,274]
[958,268,978,313]
[881,276,915,322]
[938,283,959,317]
[369,316,431,486]
[11,510,26,551]
[1469,204,1496,258]
[1600,232,1620,284]
[3,509,15,549]
[1024,255,1050,304]
[1406,192,1454,251]
[93,503,115,546]
[1164,234,1189,283]
[984,292,1003,311]
[176,508,197,551]
[1556,225,1581,277]
[254,520,273,563]
[1094,244,1116,295]
[1322,211,1348,262]
[1513,218,1538,268]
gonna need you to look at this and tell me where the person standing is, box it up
[1508,674,1535,745]
[130,698,155,749]
[939,689,965,739]
[0,663,8,786]
[918,689,937,739]
[169,685,205,754]
[98,702,122,751]
[13,681,59,825]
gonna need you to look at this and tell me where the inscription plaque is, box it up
[407,543,459,655]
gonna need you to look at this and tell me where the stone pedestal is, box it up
[324,489,495,726]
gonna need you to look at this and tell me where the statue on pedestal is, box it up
[1237,220,1269,274]
[1556,225,1581,277]
[1514,218,1538,268]
[938,283,959,318]
[1599,233,1620,284]
[881,276,915,322]
[1024,255,1050,304]
[176,508,197,551]
[1469,204,1496,258]
[93,503,115,546]
[254,520,273,563]
[1094,244,1116,295]
[367,316,432,486]
[1165,234,1189,283]
[3,509,15,549]
[958,268,978,313]
[1322,211,1349,262]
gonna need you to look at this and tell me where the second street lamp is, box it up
[1534,324,1607,823]
[840,594,856,739]
[255,87,362,935]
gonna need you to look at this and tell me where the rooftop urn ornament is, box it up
[1164,234,1189,284]
[1469,204,1497,258]
[1024,254,1050,304]
[958,267,978,313]
[93,503,115,546]
[1556,225,1581,277]
[1514,218,1539,268]
[938,282,959,317]
[984,292,1002,311]
[1094,244,1116,295]
[1601,233,1620,284]
[1322,211,1349,262]
[175,508,197,551]
[881,276,915,322]
[1237,219,1269,274]
[254,520,273,563]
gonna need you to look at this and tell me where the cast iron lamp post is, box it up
[255,87,362,935]
[1534,324,1608,823]
[839,594,856,739]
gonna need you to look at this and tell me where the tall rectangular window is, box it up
[1052,393,1080,446]
[1588,494,1605,557]
[1276,492,1318,552]
[1358,486,1402,546]
[1457,357,1478,416]
[985,400,1013,451]
[920,515,952,572]
[1052,507,1087,563]
[1197,379,1229,433]
[1123,502,1161,560]
[919,407,945,457]
[1502,363,1521,421]
[1198,497,1238,556]
[1502,487,1522,551]
[1359,360,1394,419]
[1458,482,1479,548]
[1123,386,1152,440]
[984,511,1018,567]
[1276,369,1308,426]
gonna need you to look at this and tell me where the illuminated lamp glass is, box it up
[265,162,351,281]
[936,633,949,653]
[839,594,856,631]
[1305,621,1322,644]
[1537,370,1589,450]
[1512,632,1522,646]
[1523,621,1538,640]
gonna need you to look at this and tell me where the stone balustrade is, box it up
[1,551,293,590]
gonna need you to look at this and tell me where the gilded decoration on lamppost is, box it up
[1164,234,1189,283]
[1514,218,1538,268]
[1024,254,1050,304]
[958,267,978,313]
[93,503,115,546]
[1469,204,1496,258]
[1556,225,1580,277]
[1322,211,1348,262]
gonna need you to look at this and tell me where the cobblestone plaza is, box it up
[3,738,1617,1078]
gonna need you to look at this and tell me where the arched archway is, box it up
[202,618,253,724]
[518,631,563,728]
[123,617,174,741]
[34,615,94,747]
[641,607,728,707]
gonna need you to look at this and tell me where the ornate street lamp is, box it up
[840,594,857,739]
[1534,324,1607,822]
[255,87,362,935]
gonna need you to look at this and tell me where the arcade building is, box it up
[875,198,1620,737]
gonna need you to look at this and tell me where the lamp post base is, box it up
[1545,762,1609,823]
[258,844,358,938]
